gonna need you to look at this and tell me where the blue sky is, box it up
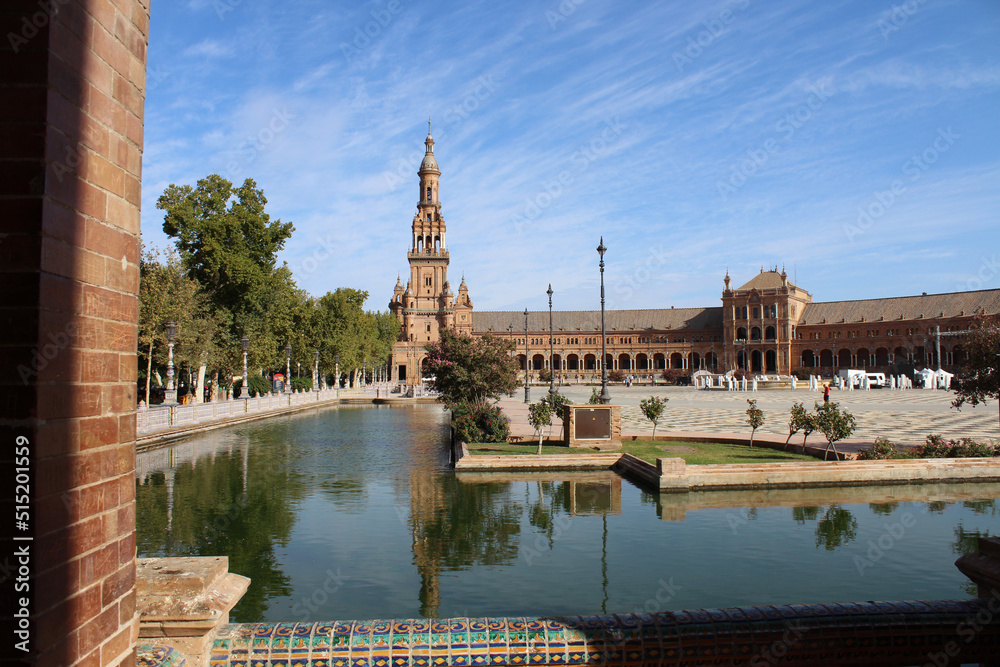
[140,0,1000,314]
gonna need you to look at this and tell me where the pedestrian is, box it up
[823,383,831,403]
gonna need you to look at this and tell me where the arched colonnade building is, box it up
[388,129,1000,385]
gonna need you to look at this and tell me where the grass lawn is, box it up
[466,442,581,456]
[466,440,818,465]
[624,440,818,465]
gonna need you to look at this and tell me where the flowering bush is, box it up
[451,401,510,443]
[858,437,900,460]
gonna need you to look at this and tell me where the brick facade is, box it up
[1,1,149,664]
[389,125,473,385]
[471,270,1000,381]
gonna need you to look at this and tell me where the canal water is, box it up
[135,404,999,623]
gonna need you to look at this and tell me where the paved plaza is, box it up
[497,384,998,448]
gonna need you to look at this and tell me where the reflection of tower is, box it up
[407,469,445,617]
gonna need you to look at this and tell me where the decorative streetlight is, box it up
[597,238,611,404]
[335,354,341,390]
[313,349,320,391]
[547,284,556,395]
[508,324,513,358]
[165,321,177,404]
[285,344,292,393]
[241,335,249,399]
[523,308,530,404]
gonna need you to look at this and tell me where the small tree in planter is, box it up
[746,399,764,448]
[528,400,552,455]
[812,401,857,461]
[640,396,669,439]
[543,391,572,439]
[588,387,602,404]
[785,402,814,451]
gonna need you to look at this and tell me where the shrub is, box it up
[290,376,313,392]
[451,401,510,443]
[588,387,603,404]
[538,368,552,382]
[247,374,271,397]
[608,369,626,383]
[640,396,668,438]
[916,434,999,458]
[660,368,689,385]
[858,437,900,460]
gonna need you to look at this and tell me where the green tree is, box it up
[157,174,298,383]
[528,400,552,455]
[423,330,519,408]
[138,248,223,402]
[812,401,857,461]
[639,396,668,439]
[784,402,814,451]
[951,312,1000,435]
[745,398,764,448]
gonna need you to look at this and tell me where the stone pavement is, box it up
[497,384,999,449]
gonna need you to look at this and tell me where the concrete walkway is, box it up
[498,384,998,450]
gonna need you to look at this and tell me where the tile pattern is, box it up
[204,600,999,667]
[138,644,188,667]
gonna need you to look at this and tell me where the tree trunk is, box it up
[749,428,755,448]
[652,422,657,440]
[194,362,207,403]
[537,432,543,455]
[784,432,793,450]
[145,339,153,405]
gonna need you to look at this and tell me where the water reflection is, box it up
[135,405,1000,622]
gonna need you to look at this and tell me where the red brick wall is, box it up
[1,1,148,665]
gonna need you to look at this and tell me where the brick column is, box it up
[1,1,149,665]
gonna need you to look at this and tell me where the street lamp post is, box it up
[313,349,319,391]
[524,308,530,404]
[547,284,556,395]
[241,335,249,399]
[598,238,611,404]
[335,354,340,390]
[285,344,292,393]
[165,321,177,404]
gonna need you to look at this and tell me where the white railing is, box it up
[136,389,341,435]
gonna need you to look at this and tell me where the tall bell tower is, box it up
[389,122,473,385]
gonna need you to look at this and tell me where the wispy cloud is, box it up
[140,0,1000,312]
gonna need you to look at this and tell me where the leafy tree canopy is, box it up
[951,313,1000,415]
[424,330,519,407]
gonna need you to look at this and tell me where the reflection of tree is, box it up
[953,524,993,596]
[869,502,898,516]
[409,472,524,617]
[962,500,997,516]
[529,482,571,550]
[791,506,819,524]
[925,501,949,514]
[814,505,858,550]
[134,442,304,622]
